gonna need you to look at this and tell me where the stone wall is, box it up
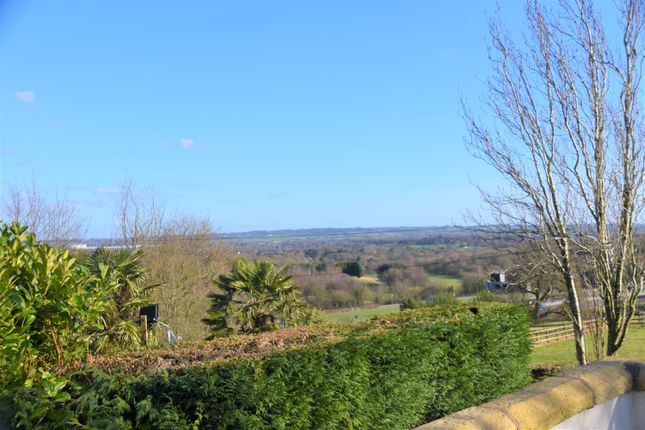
[415,360,644,430]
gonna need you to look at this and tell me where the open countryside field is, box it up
[324,304,400,324]
[530,327,645,367]
[355,274,463,291]
[427,274,463,292]
[356,275,382,285]
[427,274,462,288]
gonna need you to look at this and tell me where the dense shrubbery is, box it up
[204,259,317,337]
[82,248,154,353]
[0,221,157,429]
[3,304,531,429]
[399,294,459,310]
[0,223,109,389]
[338,261,363,278]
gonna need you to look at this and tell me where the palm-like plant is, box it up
[83,248,155,353]
[204,259,308,337]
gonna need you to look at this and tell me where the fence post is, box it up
[141,314,148,346]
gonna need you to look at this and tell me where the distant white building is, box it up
[483,272,509,291]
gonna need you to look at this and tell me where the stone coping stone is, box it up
[415,359,644,430]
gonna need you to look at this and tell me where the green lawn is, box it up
[531,326,645,367]
[324,304,400,324]
[355,275,383,285]
[427,274,463,293]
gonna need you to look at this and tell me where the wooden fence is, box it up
[530,314,645,347]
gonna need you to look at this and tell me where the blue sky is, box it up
[1,0,529,237]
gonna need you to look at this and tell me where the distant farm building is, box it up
[483,272,509,292]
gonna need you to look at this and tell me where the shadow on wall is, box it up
[415,360,645,430]
[552,392,644,430]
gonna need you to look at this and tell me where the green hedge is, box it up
[3,304,531,429]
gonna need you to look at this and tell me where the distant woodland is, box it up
[225,228,520,310]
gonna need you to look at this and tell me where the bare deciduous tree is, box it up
[114,182,228,340]
[2,181,86,247]
[465,0,643,364]
[143,216,228,340]
[115,180,166,248]
[507,249,561,321]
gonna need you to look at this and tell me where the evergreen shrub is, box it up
[3,304,531,429]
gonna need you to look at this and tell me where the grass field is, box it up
[324,304,400,324]
[356,276,383,285]
[427,274,463,292]
[531,327,645,367]
[354,274,463,291]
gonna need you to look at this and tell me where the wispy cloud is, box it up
[179,138,194,149]
[81,199,113,209]
[15,91,36,103]
[93,187,121,195]
[62,184,122,196]
[0,148,34,166]
[162,138,205,150]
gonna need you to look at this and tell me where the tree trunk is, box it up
[531,301,540,321]
[606,321,620,357]
[562,250,587,366]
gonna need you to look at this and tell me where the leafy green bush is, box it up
[430,294,459,306]
[204,259,312,337]
[400,297,431,310]
[339,261,363,278]
[0,222,109,388]
[400,294,457,310]
[81,248,155,353]
[476,290,500,302]
[4,304,531,429]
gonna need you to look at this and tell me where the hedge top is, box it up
[70,303,524,374]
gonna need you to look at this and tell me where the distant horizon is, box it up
[79,224,463,241]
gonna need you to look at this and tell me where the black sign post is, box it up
[139,304,159,330]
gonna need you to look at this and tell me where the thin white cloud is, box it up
[179,138,194,149]
[0,148,34,166]
[83,199,113,209]
[15,91,36,103]
[93,187,121,195]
